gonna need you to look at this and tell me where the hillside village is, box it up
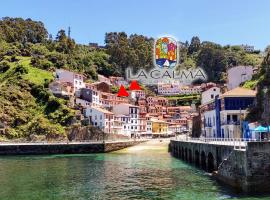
[46,64,258,140]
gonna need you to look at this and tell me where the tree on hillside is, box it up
[105,32,153,75]
[0,17,48,43]
[197,42,227,83]
[188,36,201,55]
[55,29,76,54]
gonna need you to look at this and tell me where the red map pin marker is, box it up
[117,85,129,97]
[129,80,141,90]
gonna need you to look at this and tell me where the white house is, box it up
[75,98,91,107]
[130,90,146,100]
[227,66,254,90]
[84,107,114,134]
[56,69,85,91]
[201,86,221,105]
[80,88,101,107]
[114,114,132,136]
[113,103,140,137]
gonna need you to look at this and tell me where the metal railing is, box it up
[173,136,261,150]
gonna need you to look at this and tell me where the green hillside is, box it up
[0,56,74,140]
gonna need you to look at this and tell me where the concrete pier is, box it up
[0,140,144,155]
[170,139,270,193]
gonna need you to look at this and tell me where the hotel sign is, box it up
[126,36,207,85]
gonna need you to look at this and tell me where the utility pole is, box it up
[68,26,71,39]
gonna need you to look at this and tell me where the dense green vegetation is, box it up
[0,56,74,139]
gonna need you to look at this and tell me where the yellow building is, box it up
[151,118,168,136]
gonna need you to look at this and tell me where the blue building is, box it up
[200,87,256,138]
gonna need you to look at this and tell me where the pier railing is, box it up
[174,136,261,150]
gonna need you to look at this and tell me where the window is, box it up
[211,94,214,99]
[100,115,102,120]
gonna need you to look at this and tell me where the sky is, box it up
[0,0,270,50]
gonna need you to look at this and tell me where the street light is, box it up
[263,87,269,141]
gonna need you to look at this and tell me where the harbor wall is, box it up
[170,140,270,193]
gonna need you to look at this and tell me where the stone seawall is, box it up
[0,141,144,155]
[170,140,270,193]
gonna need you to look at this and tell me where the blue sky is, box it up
[0,0,269,50]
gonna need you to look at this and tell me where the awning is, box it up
[251,126,268,132]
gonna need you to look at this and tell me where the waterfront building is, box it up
[112,115,125,135]
[168,123,182,134]
[114,114,132,136]
[146,118,153,136]
[138,117,147,136]
[55,69,85,91]
[200,87,256,138]
[227,66,254,90]
[84,106,114,134]
[113,103,140,137]
[151,118,169,137]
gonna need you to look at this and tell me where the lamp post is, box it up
[263,87,269,141]
[102,126,105,144]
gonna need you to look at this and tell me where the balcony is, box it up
[204,123,212,128]
[221,121,240,126]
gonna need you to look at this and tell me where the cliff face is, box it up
[246,50,270,123]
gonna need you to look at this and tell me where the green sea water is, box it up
[0,141,269,200]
